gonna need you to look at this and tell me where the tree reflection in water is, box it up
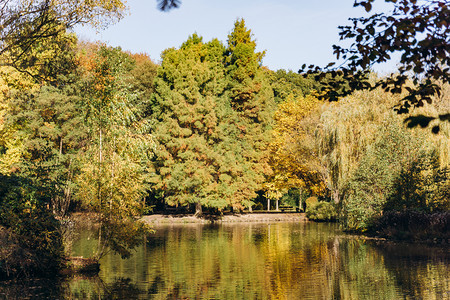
[1,222,448,299]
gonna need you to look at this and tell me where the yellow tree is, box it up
[0,66,39,174]
[267,94,325,209]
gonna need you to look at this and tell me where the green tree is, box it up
[151,34,229,215]
[151,21,276,213]
[224,19,276,211]
[341,118,418,231]
[1,30,85,217]
[5,85,87,217]
[270,70,323,103]
[75,44,152,258]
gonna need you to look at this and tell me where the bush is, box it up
[0,175,64,278]
[306,201,338,222]
[305,196,318,210]
[371,210,450,242]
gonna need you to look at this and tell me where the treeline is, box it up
[0,18,449,277]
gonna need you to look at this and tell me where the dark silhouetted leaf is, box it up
[404,115,435,128]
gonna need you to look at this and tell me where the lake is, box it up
[1,221,449,299]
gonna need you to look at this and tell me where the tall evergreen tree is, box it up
[151,21,276,213]
[151,35,229,215]
[223,19,276,210]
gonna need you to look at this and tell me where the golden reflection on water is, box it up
[68,222,449,299]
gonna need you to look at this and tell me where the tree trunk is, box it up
[98,128,103,206]
[276,199,279,211]
[298,189,303,212]
[332,189,340,204]
[248,204,253,213]
[267,198,270,211]
[194,202,202,217]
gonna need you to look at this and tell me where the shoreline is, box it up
[141,212,307,225]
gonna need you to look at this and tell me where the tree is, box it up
[0,0,126,70]
[269,70,324,103]
[267,94,325,205]
[224,19,276,211]
[317,86,450,231]
[301,0,449,132]
[150,34,229,215]
[75,44,153,259]
[0,0,179,78]
[0,174,64,278]
[151,21,276,213]
[0,30,85,218]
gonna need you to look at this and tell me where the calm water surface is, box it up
[1,222,449,299]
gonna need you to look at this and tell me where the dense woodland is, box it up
[0,1,449,278]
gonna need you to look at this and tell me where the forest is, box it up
[0,0,449,278]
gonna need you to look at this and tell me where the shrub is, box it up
[306,201,338,222]
[305,196,318,210]
[371,210,450,242]
[0,175,64,278]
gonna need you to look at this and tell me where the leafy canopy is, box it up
[301,0,449,131]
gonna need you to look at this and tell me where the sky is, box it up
[74,0,399,73]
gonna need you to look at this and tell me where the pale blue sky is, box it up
[74,0,398,73]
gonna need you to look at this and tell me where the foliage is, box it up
[1,31,85,217]
[311,84,449,231]
[224,19,276,210]
[301,0,450,131]
[75,44,153,258]
[340,108,448,231]
[0,174,64,278]
[305,201,338,222]
[151,21,275,213]
[127,52,159,118]
[316,86,400,204]
[305,196,319,209]
[371,210,450,241]
[0,67,31,174]
[268,94,324,197]
[341,119,411,231]
[0,0,126,78]
[385,153,450,212]
[150,35,228,214]
[270,70,323,103]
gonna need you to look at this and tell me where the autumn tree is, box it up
[224,19,276,211]
[314,85,449,231]
[0,0,126,73]
[267,94,325,207]
[150,34,229,215]
[75,44,152,258]
[0,0,180,80]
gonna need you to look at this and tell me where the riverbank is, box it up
[142,212,307,224]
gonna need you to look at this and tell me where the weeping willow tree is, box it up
[316,87,400,204]
[315,82,450,231]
